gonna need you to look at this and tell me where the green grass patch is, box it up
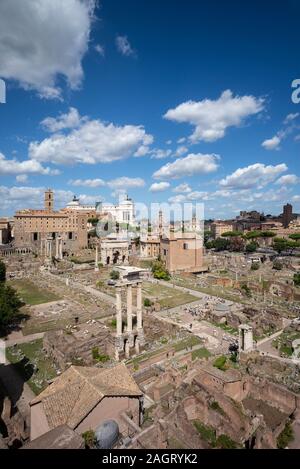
[192,348,211,360]
[193,421,216,446]
[174,336,203,352]
[6,339,57,395]
[10,279,60,305]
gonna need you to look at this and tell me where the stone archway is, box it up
[106,256,110,265]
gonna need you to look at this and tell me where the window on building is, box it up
[183,243,189,250]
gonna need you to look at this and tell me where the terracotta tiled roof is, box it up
[30,364,142,430]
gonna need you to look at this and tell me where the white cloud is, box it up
[150,149,172,159]
[95,44,105,57]
[0,152,59,176]
[164,90,264,143]
[168,194,187,203]
[153,153,220,180]
[41,107,84,132]
[69,178,106,188]
[30,110,153,165]
[0,0,96,99]
[174,146,188,157]
[275,174,299,185]
[107,177,145,190]
[149,182,170,193]
[262,113,300,151]
[262,135,281,151]
[115,35,135,57]
[284,113,299,124]
[133,146,151,157]
[173,183,192,193]
[219,163,288,190]
[177,137,186,144]
[292,195,300,202]
[16,174,28,183]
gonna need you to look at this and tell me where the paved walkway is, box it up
[4,331,45,347]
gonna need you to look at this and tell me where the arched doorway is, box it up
[113,251,120,264]
[106,256,110,265]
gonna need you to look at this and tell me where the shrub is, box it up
[110,270,120,280]
[277,422,294,449]
[213,355,227,371]
[241,284,251,297]
[144,298,153,307]
[273,260,283,271]
[251,262,260,270]
[293,273,300,287]
[92,347,100,360]
[246,242,258,253]
[82,430,96,448]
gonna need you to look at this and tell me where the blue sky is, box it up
[0,0,299,218]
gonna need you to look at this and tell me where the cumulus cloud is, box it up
[164,90,264,143]
[150,149,172,159]
[107,177,145,190]
[173,183,192,193]
[69,178,106,188]
[16,174,28,183]
[262,135,281,151]
[153,153,220,180]
[0,0,96,99]
[30,110,153,165]
[174,146,188,157]
[0,152,59,176]
[115,35,135,57]
[219,163,288,190]
[133,146,151,157]
[41,107,84,132]
[275,174,299,185]
[149,182,170,193]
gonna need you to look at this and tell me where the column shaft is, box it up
[127,284,133,333]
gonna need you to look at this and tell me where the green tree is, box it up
[273,237,288,253]
[151,260,171,281]
[0,283,23,329]
[0,260,6,282]
[214,237,230,252]
[289,233,300,241]
[243,230,261,240]
[221,231,241,238]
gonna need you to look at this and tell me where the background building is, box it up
[14,189,88,255]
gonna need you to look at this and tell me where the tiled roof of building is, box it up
[30,364,142,430]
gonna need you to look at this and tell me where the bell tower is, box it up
[44,189,54,212]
